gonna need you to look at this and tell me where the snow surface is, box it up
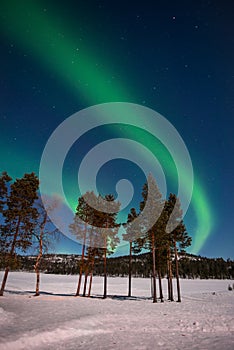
[0,272,233,350]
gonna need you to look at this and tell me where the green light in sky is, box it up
[192,180,213,254]
[0,0,213,254]
[1,1,130,104]
[118,125,213,254]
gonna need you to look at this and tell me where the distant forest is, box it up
[1,252,233,280]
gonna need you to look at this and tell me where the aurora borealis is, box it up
[1,1,233,258]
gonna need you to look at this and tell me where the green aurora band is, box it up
[1,1,213,253]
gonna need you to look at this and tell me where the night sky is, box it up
[1,0,233,258]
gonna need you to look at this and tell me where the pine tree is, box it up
[70,192,120,298]
[70,193,94,296]
[154,208,168,302]
[123,208,141,297]
[82,226,97,297]
[82,192,104,297]
[0,172,12,252]
[0,173,39,296]
[165,194,192,302]
[161,200,174,301]
[139,174,164,303]
[96,194,120,299]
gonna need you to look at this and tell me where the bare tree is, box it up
[33,196,60,296]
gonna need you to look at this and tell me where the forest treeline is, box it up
[1,252,233,280]
[1,170,229,303]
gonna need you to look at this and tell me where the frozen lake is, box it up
[0,272,233,349]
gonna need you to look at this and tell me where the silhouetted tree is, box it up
[138,174,164,303]
[123,208,141,297]
[0,172,12,252]
[70,192,95,296]
[165,194,192,302]
[98,194,120,299]
[0,173,39,296]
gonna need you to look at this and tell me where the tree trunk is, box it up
[0,266,9,296]
[167,269,171,300]
[82,269,88,297]
[76,270,82,296]
[167,247,172,301]
[157,249,164,302]
[0,217,20,296]
[169,262,174,301]
[34,251,42,296]
[167,247,174,301]
[76,229,86,296]
[83,242,93,297]
[88,252,96,297]
[34,226,44,296]
[128,241,132,297]
[158,268,164,302]
[103,246,107,299]
[152,234,157,303]
[174,237,181,302]
[88,273,92,297]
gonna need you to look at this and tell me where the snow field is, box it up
[0,272,233,350]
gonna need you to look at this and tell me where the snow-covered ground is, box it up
[0,272,233,350]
